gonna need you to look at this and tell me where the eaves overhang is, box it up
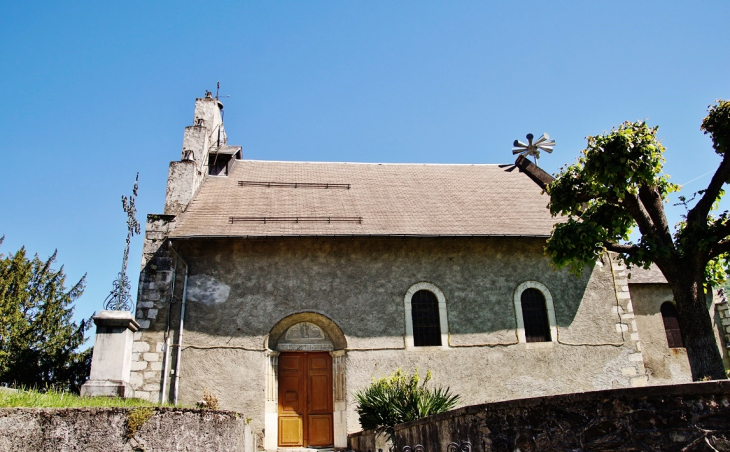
[167,233,551,240]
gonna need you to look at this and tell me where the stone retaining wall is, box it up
[348,381,730,452]
[0,407,254,452]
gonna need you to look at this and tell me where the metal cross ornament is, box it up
[512,133,556,165]
[104,173,141,311]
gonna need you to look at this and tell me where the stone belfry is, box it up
[128,92,241,403]
[84,92,241,402]
[165,92,228,216]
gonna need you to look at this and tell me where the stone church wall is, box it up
[128,214,178,403]
[134,236,649,445]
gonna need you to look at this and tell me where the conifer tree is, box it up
[0,237,91,391]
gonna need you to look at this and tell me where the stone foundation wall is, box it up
[349,381,730,452]
[0,407,253,452]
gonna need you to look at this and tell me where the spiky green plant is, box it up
[353,369,459,442]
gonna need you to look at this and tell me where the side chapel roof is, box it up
[170,158,560,238]
[627,264,668,284]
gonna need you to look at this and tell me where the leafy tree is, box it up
[0,238,91,391]
[545,100,730,381]
[353,369,460,442]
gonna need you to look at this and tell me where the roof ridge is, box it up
[240,159,510,166]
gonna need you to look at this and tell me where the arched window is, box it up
[411,290,442,346]
[403,282,449,348]
[513,281,557,344]
[521,288,551,342]
[661,302,684,348]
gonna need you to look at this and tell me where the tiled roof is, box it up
[628,264,668,284]
[169,160,561,238]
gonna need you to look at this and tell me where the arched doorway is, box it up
[265,314,347,450]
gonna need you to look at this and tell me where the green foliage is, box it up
[705,254,729,287]
[353,369,460,441]
[546,120,679,274]
[702,100,730,155]
[126,407,155,438]
[544,101,730,380]
[545,102,730,287]
[0,238,91,391]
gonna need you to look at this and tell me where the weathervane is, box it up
[512,133,555,165]
[104,173,141,311]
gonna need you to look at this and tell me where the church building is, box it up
[127,95,730,450]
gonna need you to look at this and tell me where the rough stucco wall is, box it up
[349,381,730,452]
[164,237,644,439]
[715,295,730,369]
[0,407,253,452]
[629,284,693,385]
[343,345,640,436]
[164,161,197,217]
[630,284,727,385]
[178,237,617,346]
[178,348,266,438]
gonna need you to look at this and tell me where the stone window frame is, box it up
[513,281,558,346]
[404,282,449,349]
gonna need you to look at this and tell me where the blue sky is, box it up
[1,1,728,344]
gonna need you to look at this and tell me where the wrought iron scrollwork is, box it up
[402,445,424,452]
[104,173,141,311]
[104,272,132,311]
[447,441,471,452]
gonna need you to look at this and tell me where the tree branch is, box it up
[621,192,656,236]
[603,242,640,256]
[708,240,730,260]
[687,154,730,227]
[709,219,730,242]
[638,185,673,245]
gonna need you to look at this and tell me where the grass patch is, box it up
[0,388,159,409]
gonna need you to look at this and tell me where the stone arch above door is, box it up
[268,312,347,351]
[278,322,333,351]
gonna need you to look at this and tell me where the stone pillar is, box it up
[330,350,347,449]
[264,351,280,451]
[81,311,140,397]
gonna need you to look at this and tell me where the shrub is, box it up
[198,387,220,410]
[126,407,155,438]
[353,369,460,441]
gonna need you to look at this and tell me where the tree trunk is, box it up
[670,276,726,381]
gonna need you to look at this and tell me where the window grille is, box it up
[411,290,442,346]
[521,288,551,342]
[661,302,684,348]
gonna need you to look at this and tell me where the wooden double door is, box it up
[278,352,334,448]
